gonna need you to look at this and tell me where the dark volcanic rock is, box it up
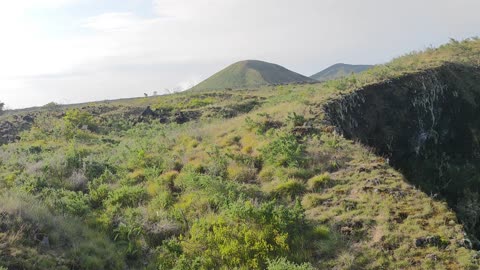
[137,106,202,124]
[415,235,447,248]
[324,63,480,245]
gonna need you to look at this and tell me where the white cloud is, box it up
[153,0,232,19]
[2,0,480,108]
[82,12,145,31]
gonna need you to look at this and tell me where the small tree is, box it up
[0,101,4,115]
[64,109,96,130]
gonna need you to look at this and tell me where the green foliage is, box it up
[176,200,311,269]
[245,113,281,134]
[273,180,307,199]
[286,112,306,127]
[113,208,144,258]
[191,60,315,91]
[184,97,216,108]
[307,173,332,192]
[183,216,289,269]
[267,257,315,270]
[64,109,97,130]
[42,189,90,216]
[2,38,480,269]
[107,185,147,207]
[261,133,306,167]
[0,192,125,269]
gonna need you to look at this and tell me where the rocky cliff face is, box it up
[324,63,480,245]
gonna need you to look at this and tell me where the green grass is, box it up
[1,37,480,269]
[310,63,374,81]
[190,60,316,91]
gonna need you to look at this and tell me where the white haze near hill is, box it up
[1,0,479,108]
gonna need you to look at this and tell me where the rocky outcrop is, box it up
[324,63,480,245]
[0,114,35,145]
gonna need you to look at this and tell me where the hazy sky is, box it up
[1,0,480,108]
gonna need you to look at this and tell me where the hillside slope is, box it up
[1,38,480,269]
[190,60,316,91]
[311,63,373,81]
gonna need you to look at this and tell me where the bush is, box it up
[182,216,290,269]
[42,189,90,217]
[267,257,315,270]
[107,186,147,208]
[67,170,88,191]
[227,163,257,183]
[258,166,276,182]
[64,109,97,130]
[205,146,228,178]
[286,112,307,127]
[261,133,306,167]
[245,113,282,134]
[149,191,175,209]
[89,183,111,208]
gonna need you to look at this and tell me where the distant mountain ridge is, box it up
[311,63,373,81]
[190,60,317,91]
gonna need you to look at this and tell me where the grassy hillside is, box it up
[0,38,480,269]
[310,63,373,81]
[190,60,316,91]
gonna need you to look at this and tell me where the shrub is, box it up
[89,183,111,208]
[227,163,257,183]
[258,166,276,182]
[112,208,144,258]
[205,146,228,178]
[67,170,88,191]
[182,216,290,269]
[267,257,315,270]
[64,109,97,130]
[286,112,307,127]
[245,113,282,134]
[42,189,90,217]
[261,133,306,167]
[107,186,147,208]
[149,191,175,210]
[127,168,146,184]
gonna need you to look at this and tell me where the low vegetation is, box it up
[0,38,480,269]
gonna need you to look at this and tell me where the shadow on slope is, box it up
[324,63,480,247]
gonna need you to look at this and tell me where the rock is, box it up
[415,235,447,248]
[141,106,156,117]
[458,238,473,249]
[22,115,35,123]
[40,236,50,248]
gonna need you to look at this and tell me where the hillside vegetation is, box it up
[0,38,480,269]
[190,60,316,91]
[310,63,373,82]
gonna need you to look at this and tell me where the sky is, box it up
[1,0,480,108]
